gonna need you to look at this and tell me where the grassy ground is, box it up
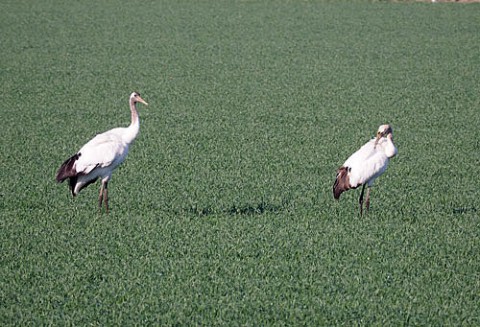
[1,0,479,325]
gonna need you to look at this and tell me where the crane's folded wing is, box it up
[76,133,127,174]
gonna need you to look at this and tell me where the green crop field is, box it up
[1,0,479,325]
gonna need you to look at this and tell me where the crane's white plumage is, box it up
[56,92,148,213]
[333,124,397,215]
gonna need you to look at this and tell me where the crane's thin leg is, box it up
[365,187,371,213]
[98,183,104,212]
[103,181,109,214]
[358,184,366,216]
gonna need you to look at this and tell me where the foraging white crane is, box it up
[333,124,397,215]
[56,92,148,213]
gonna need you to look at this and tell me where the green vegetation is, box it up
[1,0,479,325]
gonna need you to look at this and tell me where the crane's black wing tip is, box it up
[56,153,81,182]
[333,166,350,199]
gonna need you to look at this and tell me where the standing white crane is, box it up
[56,92,148,213]
[333,124,397,216]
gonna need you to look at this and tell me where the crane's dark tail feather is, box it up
[56,153,82,196]
[333,166,351,200]
[56,153,80,183]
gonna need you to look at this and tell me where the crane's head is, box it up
[130,92,148,106]
[375,124,393,144]
[377,124,393,137]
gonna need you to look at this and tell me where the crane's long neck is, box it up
[381,135,397,159]
[123,99,140,144]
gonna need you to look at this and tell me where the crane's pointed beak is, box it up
[138,97,148,106]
